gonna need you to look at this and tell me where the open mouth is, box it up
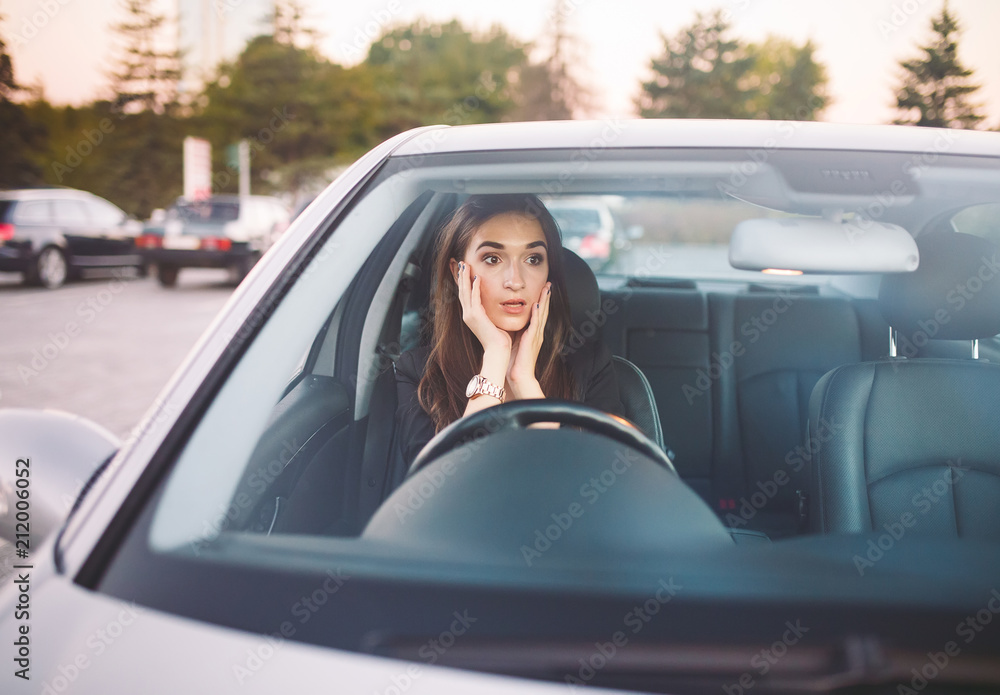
[501,299,527,314]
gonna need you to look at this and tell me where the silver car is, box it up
[2,120,1000,694]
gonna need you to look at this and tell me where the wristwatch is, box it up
[465,374,505,404]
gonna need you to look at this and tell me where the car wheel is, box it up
[157,264,180,288]
[32,246,69,289]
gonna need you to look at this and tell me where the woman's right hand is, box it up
[456,261,511,355]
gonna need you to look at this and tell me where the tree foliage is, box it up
[512,0,589,121]
[60,0,188,216]
[366,20,528,132]
[638,11,755,119]
[892,3,984,129]
[637,10,828,121]
[744,38,829,120]
[199,35,383,195]
[22,99,184,218]
[109,0,182,114]
[92,108,185,217]
[0,19,46,187]
[269,0,320,50]
[9,4,995,217]
[14,0,187,217]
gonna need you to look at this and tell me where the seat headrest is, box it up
[563,248,601,340]
[879,231,1000,340]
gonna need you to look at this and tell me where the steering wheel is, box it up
[407,399,677,477]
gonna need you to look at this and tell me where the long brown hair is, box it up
[418,194,576,431]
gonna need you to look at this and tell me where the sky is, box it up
[5,0,1000,126]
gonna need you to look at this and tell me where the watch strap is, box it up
[470,374,505,403]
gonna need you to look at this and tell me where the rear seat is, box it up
[602,282,890,538]
[602,284,714,502]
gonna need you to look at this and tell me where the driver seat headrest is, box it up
[563,248,601,342]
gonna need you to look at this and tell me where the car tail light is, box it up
[580,234,610,258]
[136,234,162,248]
[0,223,15,241]
[200,237,232,251]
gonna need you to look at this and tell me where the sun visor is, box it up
[729,218,919,274]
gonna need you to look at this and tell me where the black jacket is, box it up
[394,340,624,471]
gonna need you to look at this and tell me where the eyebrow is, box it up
[474,240,548,251]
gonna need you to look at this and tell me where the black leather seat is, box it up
[563,249,667,453]
[808,232,1000,538]
[724,292,886,536]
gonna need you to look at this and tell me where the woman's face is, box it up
[453,212,550,334]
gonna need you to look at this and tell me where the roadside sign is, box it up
[183,137,212,200]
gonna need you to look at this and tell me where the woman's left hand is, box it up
[507,282,551,398]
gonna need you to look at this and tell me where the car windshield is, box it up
[169,200,240,223]
[91,128,1000,692]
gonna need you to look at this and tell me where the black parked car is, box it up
[0,188,145,288]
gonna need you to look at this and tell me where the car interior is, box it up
[222,193,1000,546]
[89,145,1000,692]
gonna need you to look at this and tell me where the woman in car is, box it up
[394,193,623,469]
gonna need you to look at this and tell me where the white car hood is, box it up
[0,569,607,694]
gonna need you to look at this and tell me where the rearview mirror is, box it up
[729,217,920,274]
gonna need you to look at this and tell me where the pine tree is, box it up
[0,23,14,100]
[637,10,756,119]
[513,0,589,120]
[109,0,182,114]
[271,0,319,48]
[91,1,186,215]
[892,3,984,129]
[0,16,46,187]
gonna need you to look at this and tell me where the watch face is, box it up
[466,375,479,398]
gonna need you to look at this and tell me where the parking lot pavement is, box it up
[1,269,236,583]
[0,268,235,439]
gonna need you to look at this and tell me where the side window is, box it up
[12,200,52,225]
[51,199,90,227]
[85,198,126,227]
